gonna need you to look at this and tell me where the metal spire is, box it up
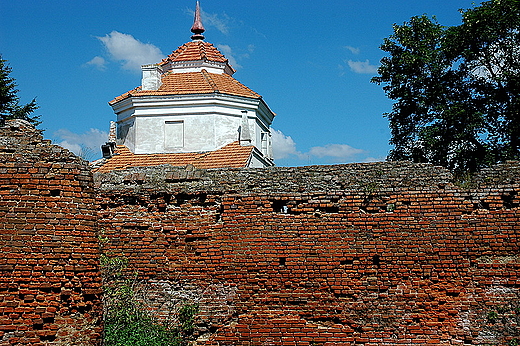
[191,1,205,40]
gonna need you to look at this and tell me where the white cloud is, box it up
[271,129,301,160]
[217,44,242,69]
[272,129,368,164]
[96,31,163,71]
[201,10,230,35]
[84,56,107,70]
[54,128,108,159]
[309,144,365,159]
[347,59,379,74]
[345,45,361,54]
[362,156,385,163]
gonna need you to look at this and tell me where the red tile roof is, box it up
[94,141,254,173]
[161,41,228,65]
[110,69,260,105]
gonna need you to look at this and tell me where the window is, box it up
[164,121,184,149]
[261,132,268,155]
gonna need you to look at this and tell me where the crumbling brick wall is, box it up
[95,162,520,345]
[0,120,102,346]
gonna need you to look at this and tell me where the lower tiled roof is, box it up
[93,141,254,173]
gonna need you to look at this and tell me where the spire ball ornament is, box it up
[191,1,205,40]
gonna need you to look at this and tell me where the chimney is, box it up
[141,64,162,91]
[239,110,252,146]
[108,121,117,143]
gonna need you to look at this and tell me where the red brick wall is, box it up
[95,162,520,345]
[0,121,102,346]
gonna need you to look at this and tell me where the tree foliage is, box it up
[0,55,40,126]
[372,0,520,173]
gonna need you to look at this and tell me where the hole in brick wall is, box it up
[185,236,209,243]
[502,191,519,209]
[446,290,460,297]
[40,334,56,342]
[472,200,490,210]
[279,257,287,266]
[123,196,138,205]
[271,200,288,213]
[76,305,92,313]
[42,316,54,324]
[83,294,97,302]
[372,255,381,266]
[340,259,353,265]
[175,192,207,206]
[0,148,15,153]
[50,189,61,197]
[33,323,44,330]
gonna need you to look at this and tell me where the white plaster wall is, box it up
[185,115,216,151]
[134,117,164,153]
[117,118,136,152]
[113,94,275,155]
[131,113,240,154]
[215,114,241,149]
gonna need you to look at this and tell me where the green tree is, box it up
[452,0,520,163]
[0,55,40,126]
[372,0,520,173]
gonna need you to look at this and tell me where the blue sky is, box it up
[1,0,478,166]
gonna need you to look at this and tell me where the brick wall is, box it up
[0,120,102,345]
[3,118,518,345]
[95,162,520,345]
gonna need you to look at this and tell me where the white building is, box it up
[98,2,275,172]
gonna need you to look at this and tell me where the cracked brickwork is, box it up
[0,120,102,345]
[2,120,519,345]
[95,162,520,345]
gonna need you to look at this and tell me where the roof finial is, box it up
[191,1,205,40]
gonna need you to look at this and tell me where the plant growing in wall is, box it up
[101,255,198,346]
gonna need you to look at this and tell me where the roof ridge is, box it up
[221,73,258,98]
[199,41,207,61]
[201,69,219,93]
